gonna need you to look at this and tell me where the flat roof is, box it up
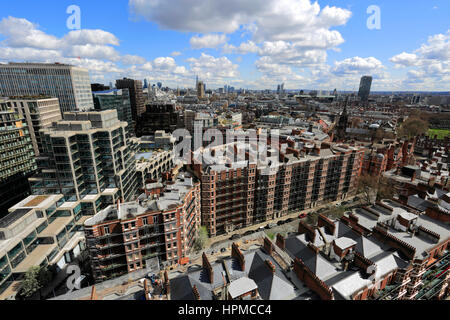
[40,217,72,237]
[13,244,56,273]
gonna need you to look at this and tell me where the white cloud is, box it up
[171,51,182,57]
[122,54,147,65]
[390,52,418,67]
[190,34,227,49]
[63,29,119,46]
[332,56,385,76]
[0,16,61,49]
[187,53,239,82]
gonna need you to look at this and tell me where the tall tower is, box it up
[358,76,373,102]
[335,96,349,142]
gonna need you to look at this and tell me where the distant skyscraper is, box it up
[197,81,205,99]
[358,76,373,102]
[0,62,94,114]
[157,82,162,89]
[115,78,145,128]
[143,79,149,89]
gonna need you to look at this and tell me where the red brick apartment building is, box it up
[191,136,365,237]
[362,139,416,176]
[83,172,201,282]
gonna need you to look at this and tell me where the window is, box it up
[142,217,148,225]
[131,222,136,228]
[124,223,129,230]
[104,226,110,235]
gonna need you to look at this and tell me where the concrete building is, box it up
[7,96,62,155]
[29,110,138,213]
[0,194,87,300]
[135,149,174,189]
[0,99,37,217]
[92,89,133,136]
[84,171,201,282]
[0,63,94,114]
[358,76,373,102]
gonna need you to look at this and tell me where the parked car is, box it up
[243,230,254,236]
[277,220,285,226]
[285,218,294,223]
[298,212,308,219]
[267,223,277,229]
[220,248,227,253]
[229,234,241,240]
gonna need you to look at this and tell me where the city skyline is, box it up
[0,0,448,91]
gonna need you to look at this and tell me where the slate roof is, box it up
[170,248,298,300]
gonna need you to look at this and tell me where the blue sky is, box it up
[0,0,449,91]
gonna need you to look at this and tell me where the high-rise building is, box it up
[197,81,205,99]
[136,103,180,137]
[0,63,94,114]
[92,89,133,136]
[29,110,138,213]
[0,99,37,217]
[91,83,110,92]
[84,171,201,281]
[8,97,62,156]
[115,78,145,128]
[358,76,373,102]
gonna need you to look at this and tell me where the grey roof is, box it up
[285,236,337,280]
[170,248,298,300]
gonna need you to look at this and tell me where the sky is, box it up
[0,0,448,91]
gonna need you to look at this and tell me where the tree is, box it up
[397,116,429,139]
[193,226,209,253]
[376,176,396,201]
[20,266,52,299]
[357,174,379,205]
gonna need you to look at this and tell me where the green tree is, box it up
[193,226,209,253]
[397,116,429,139]
[20,266,52,299]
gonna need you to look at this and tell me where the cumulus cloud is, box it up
[390,30,450,89]
[190,34,227,49]
[390,52,418,67]
[332,56,385,76]
[187,53,239,81]
[129,0,351,80]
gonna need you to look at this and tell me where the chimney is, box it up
[202,253,214,284]
[276,234,285,250]
[265,260,276,274]
[264,237,273,255]
[164,270,171,296]
[90,285,98,301]
[192,285,201,300]
[231,243,245,271]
